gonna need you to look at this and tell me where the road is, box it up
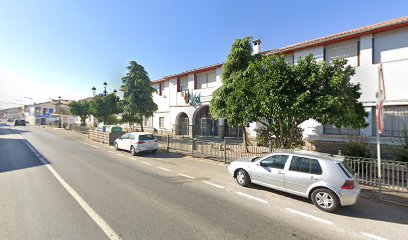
[0,122,407,240]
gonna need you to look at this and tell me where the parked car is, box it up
[227,150,360,212]
[14,119,26,126]
[114,132,159,156]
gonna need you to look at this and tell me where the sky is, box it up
[0,0,407,109]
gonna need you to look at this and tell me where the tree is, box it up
[89,93,122,125]
[121,61,157,132]
[246,54,367,148]
[210,37,256,149]
[69,100,90,126]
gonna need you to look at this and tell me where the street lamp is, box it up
[103,82,108,96]
[91,86,96,96]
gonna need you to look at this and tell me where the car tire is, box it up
[311,188,340,212]
[114,142,119,151]
[235,169,250,187]
[152,149,158,154]
[130,146,137,156]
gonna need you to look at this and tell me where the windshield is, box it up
[139,134,155,140]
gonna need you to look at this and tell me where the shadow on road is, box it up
[247,182,408,225]
[0,138,51,174]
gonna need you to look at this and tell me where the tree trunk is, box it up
[140,114,144,132]
[242,126,249,153]
[278,118,284,148]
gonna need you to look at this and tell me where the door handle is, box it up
[310,176,319,181]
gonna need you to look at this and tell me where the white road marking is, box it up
[158,167,172,172]
[286,208,333,225]
[109,151,115,153]
[142,161,152,166]
[235,191,268,204]
[75,140,100,149]
[202,181,225,189]
[116,154,125,157]
[178,173,195,179]
[361,232,388,240]
[22,141,121,240]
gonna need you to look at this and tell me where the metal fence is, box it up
[157,136,408,191]
[345,156,408,191]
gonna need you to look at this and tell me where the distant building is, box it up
[150,16,408,149]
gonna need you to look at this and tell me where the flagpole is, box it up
[376,65,383,202]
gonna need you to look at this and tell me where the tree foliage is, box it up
[121,60,157,132]
[246,54,367,148]
[69,100,90,126]
[89,93,122,125]
[210,37,256,147]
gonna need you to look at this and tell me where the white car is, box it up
[114,132,159,155]
[228,149,360,212]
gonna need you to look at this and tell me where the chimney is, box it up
[252,39,261,54]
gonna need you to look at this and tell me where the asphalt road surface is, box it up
[0,122,407,240]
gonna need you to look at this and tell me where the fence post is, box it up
[268,140,272,153]
[191,138,194,157]
[223,139,227,164]
[166,135,170,152]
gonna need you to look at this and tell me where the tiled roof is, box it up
[152,16,408,83]
[263,16,408,55]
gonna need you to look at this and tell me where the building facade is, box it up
[151,16,408,145]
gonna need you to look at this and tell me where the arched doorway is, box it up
[193,106,218,137]
[176,112,189,136]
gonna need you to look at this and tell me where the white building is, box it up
[151,16,408,147]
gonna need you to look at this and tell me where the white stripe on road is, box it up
[23,141,121,240]
[361,232,388,240]
[141,161,152,166]
[285,208,333,225]
[158,167,172,172]
[109,151,115,153]
[235,191,268,204]
[202,181,225,189]
[178,173,195,179]
[75,140,100,149]
[116,154,125,157]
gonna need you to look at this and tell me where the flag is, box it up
[376,64,386,134]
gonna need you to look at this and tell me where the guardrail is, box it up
[157,136,408,191]
[345,157,408,192]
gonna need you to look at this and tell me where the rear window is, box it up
[138,134,155,140]
[338,162,354,178]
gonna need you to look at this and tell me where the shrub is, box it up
[341,135,371,158]
[394,130,408,162]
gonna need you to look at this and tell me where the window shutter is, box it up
[194,73,197,90]
[177,77,181,92]
[159,82,162,96]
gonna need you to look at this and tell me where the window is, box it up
[121,133,130,139]
[260,155,289,169]
[373,27,408,63]
[139,134,155,140]
[128,134,135,140]
[325,40,358,66]
[323,124,360,135]
[196,70,216,89]
[42,108,48,115]
[289,156,322,175]
[372,105,408,137]
[159,117,164,128]
[143,116,152,127]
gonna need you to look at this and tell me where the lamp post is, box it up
[91,82,118,125]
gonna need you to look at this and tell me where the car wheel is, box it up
[151,149,158,154]
[130,146,137,156]
[235,169,250,187]
[311,188,340,212]
[114,142,119,150]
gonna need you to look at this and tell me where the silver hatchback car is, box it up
[227,150,360,212]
